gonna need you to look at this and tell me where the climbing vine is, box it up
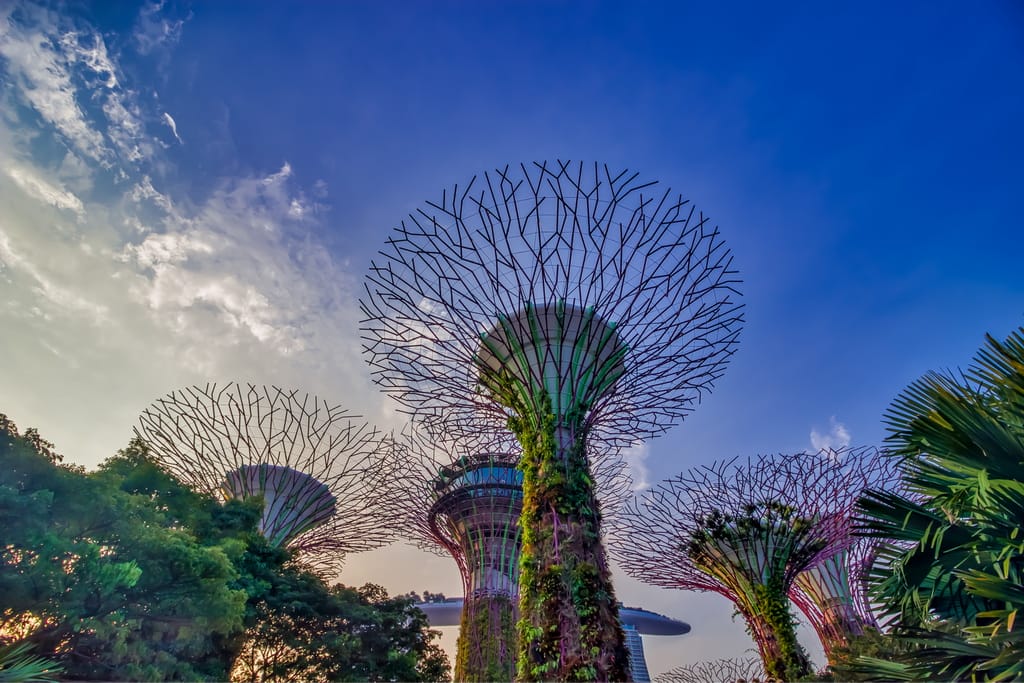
[455,594,517,682]
[510,394,629,682]
[688,501,817,681]
[746,580,811,680]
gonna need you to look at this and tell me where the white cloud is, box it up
[59,28,117,88]
[0,7,375,470]
[1,7,151,173]
[619,440,651,491]
[102,90,147,163]
[4,162,84,216]
[133,1,186,56]
[162,112,182,143]
[0,227,108,322]
[124,231,214,268]
[810,416,851,451]
[0,11,111,163]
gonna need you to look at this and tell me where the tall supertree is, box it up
[135,383,395,574]
[787,448,901,662]
[611,450,871,680]
[655,656,765,683]
[361,161,743,681]
[388,427,633,682]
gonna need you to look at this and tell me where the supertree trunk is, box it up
[513,410,629,682]
[360,162,744,681]
[385,428,635,683]
[736,583,811,680]
[456,593,517,682]
[792,551,873,661]
[609,452,890,682]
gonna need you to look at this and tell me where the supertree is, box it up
[135,383,395,574]
[387,427,634,682]
[361,160,743,681]
[655,656,766,683]
[787,448,901,663]
[610,450,872,680]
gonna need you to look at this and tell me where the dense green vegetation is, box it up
[454,594,516,682]
[849,327,1024,681]
[510,400,629,682]
[0,417,448,682]
[688,503,816,680]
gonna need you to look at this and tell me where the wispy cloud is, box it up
[133,1,186,56]
[619,441,651,491]
[0,3,376,467]
[0,227,108,321]
[0,7,111,164]
[810,416,851,451]
[4,161,84,217]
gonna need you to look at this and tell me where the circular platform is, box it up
[414,599,690,636]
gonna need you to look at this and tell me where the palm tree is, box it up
[0,642,61,683]
[854,327,1024,680]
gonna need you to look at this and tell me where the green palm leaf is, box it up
[0,643,62,683]
[850,327,1024,681]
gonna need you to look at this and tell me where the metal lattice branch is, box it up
[789,449,903,655]
[135,383,397,573]
[610,449,883,678]
[610,448,882,597]
[360,160,743,448]
[655,657,766,683]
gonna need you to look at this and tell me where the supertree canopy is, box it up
[610,450,870,681]
[387,427,633,682]
[361,161,743,681]
[136,383,395,573]
[788,448,900,661]
[654,656,766,683]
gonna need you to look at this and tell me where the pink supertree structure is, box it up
[136,383,396,575]
[787,448,901,661]
[610,449,878,680]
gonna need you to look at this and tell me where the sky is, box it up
[1,0,1022,675]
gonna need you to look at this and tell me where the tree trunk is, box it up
[513,414,630,682]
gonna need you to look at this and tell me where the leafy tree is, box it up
[2,417,449,681]
[1,422,252,680]
[232,575,449,682]
[854,328,1024,680]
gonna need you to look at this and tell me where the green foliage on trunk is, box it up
[454,594,516,682]
[510,399,629,682]
[747,581,811,680]
[688,502,816,680]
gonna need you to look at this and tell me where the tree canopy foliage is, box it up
[0,416,448,681]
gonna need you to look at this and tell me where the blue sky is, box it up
[1,0,1022,673]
